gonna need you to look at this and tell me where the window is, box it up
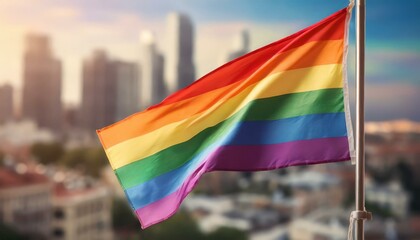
[53,228,65,237]
[96,221,104,230]
[54,208,65,219]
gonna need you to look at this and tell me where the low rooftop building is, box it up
[0,165,52,239]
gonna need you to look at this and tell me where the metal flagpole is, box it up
[352,0,372,239]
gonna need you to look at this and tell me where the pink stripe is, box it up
[135,161,209,228]
[136,137,350,228]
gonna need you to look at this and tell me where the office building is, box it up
[0,166,52,239]
[80,50,116,131]
[226,29,250,61]
[139,31,165,108]
[22,34,62,132]
[114,61,139,121]
[0,84,13,123]
[52,184,113,240]
[164,12,195,94]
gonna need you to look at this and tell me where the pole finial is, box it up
[348,0,355,11]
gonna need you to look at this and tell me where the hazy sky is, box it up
[0,0,419,120]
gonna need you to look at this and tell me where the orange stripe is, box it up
[98,40,343,149]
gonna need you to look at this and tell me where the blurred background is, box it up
[0,0,419,239]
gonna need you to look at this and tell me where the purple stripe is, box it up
[208,136,350,171]
[136,137,350,228]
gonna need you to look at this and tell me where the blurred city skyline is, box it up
[0,0,419,122]
[1,2,420,239]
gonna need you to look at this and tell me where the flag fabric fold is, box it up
[97,7,354,228]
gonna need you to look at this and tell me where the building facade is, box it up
[139,31,165,109]
[289,209,348,240]
[0,167,52,239]
[114,61,139,121]
[0,84,13,123]
[164,12,195,94]
[81,50,117,131]
[52,184,113,240]
[365,179,410,219]
[226,29,250,62]
[22,34,62,132]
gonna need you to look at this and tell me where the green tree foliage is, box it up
[366,201,394,219]
[111,198,249,240]
[368,166,393,184]
[395,160,420,213]
[206,227,249,240]
[141,211,204,240]
[30,141,108,178]
[31,142,64,165]
[0,223,26,240]
[410,186,420,213]
[60,147,108,177]
[84,147,108,177]
[396,161,414,191]
[0,150,4,165]
[60,147,87,168]
[112,198,139,231]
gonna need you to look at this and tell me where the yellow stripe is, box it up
[107,64,343,169]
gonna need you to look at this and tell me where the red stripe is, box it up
[148,8,348,109]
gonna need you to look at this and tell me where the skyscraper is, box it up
[156,53,165,102]
[22,34,62,132]
[81,50,116,131]
[164,12,195,94]
[139,31,165,109]
[226,29,250,61]
[114,61,139,121]
[0,83,13,123]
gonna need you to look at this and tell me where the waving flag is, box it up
[97,7,354,228]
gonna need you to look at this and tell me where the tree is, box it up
[395,160,420,213]
[206,227,248,240]
[112,198,139,231]
[31,142,64,165]
[0,223,25,240]
[141,212,205,240]
[60,147,88,168]
[395,160,413,190]
[59,147,108,177]
[0,151,4,165]
[111,201,249,240]
[367,165,393,184]
[85,147,108,177]
[365,201,394,219]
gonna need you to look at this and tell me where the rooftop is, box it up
[0,167,50,189]
[366,120,420,134]
[281,171,340,190]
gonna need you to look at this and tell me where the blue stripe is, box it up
[227,112,347,145]
[126,112,347,210]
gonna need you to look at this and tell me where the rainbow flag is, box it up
[97,7,354,228]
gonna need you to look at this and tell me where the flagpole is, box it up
[353,0,371,239]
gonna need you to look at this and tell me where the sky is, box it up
[0,0,419,120]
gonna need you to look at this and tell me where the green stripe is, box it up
[115,88,345,189]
